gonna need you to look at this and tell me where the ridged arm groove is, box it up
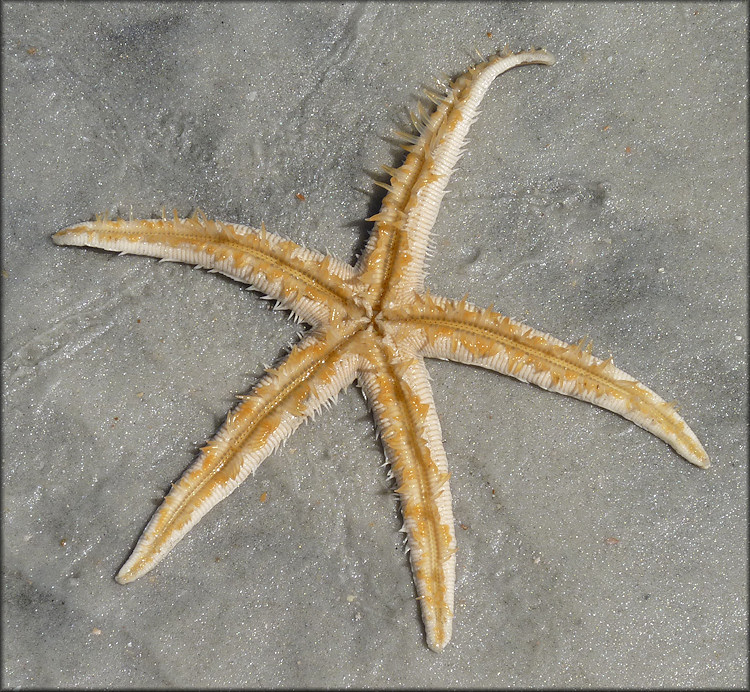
[388,294,709,468]
[357,335,456,651]
[53,212,361,327]
[116,326,362,583]
[356,49,555,307]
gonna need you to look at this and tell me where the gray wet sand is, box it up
[3,2,747,688]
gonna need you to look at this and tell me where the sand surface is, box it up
[3,2,747,687]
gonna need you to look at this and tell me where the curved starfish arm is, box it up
[357,48,554,306]
[115,327,361,584]
[391,294,709,468]
[357,337,456,652]
[53,212,360,327]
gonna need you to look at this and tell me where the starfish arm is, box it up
[357,336,456,652]
[356,48,554,306]
[53,212,359,327]
[390,294,709,469]
[115,327,361,584]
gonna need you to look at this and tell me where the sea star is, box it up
[53,48,709,651]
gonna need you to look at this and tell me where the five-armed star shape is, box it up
[53,49,709,651]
